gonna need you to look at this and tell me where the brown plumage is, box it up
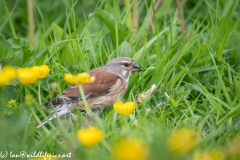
[37,57,142,128]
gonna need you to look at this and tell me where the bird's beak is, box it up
[132,63,142,72]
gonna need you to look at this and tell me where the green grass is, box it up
[0,0,240,159]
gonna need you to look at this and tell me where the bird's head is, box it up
[104,57,142,82]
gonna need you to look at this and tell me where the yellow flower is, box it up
[113,101,135,116]
[32,65,50,78]
[113,139,149,160]
[17,65,49,85]
[17,68,38,85]
[193,150,223,160]
[76,126,103,147]
[64,73,95,84]
[167,128,198,155]
[0,66,16,86]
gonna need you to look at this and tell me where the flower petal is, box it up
[32,65,50,78]
[114,101,135,116]
[0,66,16,86]
[77,126,103,147]
[17,68,38,85]
[64,73,95,84]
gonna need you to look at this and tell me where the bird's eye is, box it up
[124,63,129,67]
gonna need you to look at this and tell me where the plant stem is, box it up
[27,0,35,47]
[3,0,16,37]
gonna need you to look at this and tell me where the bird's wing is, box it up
[45,67,119,107]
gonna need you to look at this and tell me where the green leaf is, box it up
[11,50,23,65]
[170,95,177,107]
[0,35,13,65]
[95,9,127,48]
[217,103,240,125]
[217,18,240,58]
[187,81,229,114]
[51,22,81,65]
[21,45,34,65]
[7,37,27,49]
[51,23,64,42]
[119,41,132,57]
[0,86,18,106]
[6,37,33,66]
[133,27,169,61]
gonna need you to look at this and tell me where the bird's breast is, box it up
[88,78,128,110]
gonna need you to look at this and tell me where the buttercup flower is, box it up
[0,66,16,86]
[193,150,223,160]
[113,139,149,160]
[64,73,95,84]
[32,65,50,78]
[167,128,198,155]
[113,101,135,116]
[76,126,103,147]
[17,68,38,85]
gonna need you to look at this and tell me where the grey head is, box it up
[103,57,142,82]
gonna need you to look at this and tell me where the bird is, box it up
[37,57,142,128]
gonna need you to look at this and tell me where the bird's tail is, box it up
[37,104,70,128]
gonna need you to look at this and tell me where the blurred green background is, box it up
[0,0,240,160]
